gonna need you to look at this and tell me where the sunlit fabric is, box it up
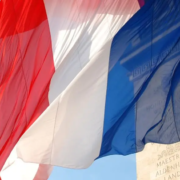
[0,0,139,179]
[99,0,180,158]
[1,0,180,179]
[0,0,55,173]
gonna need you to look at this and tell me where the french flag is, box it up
[1,0,180,179]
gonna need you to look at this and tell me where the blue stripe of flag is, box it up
[99,0,180,158]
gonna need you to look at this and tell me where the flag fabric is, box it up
[0,0,139,179]
[99,0,180,157]
[138,0,145,7]
[1,0,180,179]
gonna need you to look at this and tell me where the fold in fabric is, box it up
[1,0,139,179]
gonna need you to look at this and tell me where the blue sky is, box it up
[48,155,136,180]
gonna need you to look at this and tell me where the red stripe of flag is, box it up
[0,0,55,169]
[138,0,145,7]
